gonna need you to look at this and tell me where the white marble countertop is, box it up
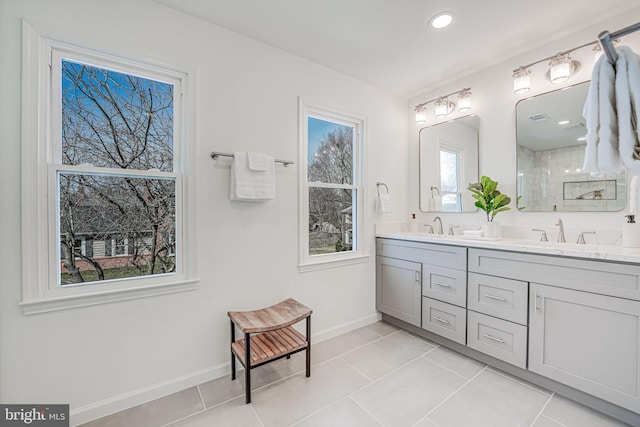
[375,231,640,264]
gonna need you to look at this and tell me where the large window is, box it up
[21,25,195,313]
[299,100,365,269]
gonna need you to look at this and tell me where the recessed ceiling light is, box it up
[430,12,454,29]
[558,120,570,125]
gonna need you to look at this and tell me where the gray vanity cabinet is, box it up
[376,238,467,330]
[376,256,422,327]
[529,283,640,413]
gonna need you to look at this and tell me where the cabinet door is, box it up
[529,283,640,413]
[376,256,422,327]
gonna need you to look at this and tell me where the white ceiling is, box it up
[153,0,639,97]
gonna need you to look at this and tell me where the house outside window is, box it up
[21,24,196,314]
[299,99,366,270]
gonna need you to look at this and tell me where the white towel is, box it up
[430,186,442,211]
[616,46,640,173]
[230,151,275,201]
[248,151,269,171]
[583,53,621,174]
[433,194,443,211]
[376,193,392,215]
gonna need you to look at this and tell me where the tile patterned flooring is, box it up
[80,321,631,427]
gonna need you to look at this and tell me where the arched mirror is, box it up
[516,82,626,212]
[419,115,479,212]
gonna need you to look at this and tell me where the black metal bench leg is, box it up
[230,320,236,380]
[306,316,311,377]
[244,332,251,404]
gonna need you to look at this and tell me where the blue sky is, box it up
[308,117,351,163]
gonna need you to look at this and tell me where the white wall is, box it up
[408,8,640,235]
[0,0,408,423]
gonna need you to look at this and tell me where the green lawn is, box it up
[60,265,170,284]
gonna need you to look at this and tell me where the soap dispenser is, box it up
[623,215,640,248]
[409,213,418,232]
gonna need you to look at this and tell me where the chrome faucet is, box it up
[532,228,548,242]
[555,218,566,243]
[423,224,434,234]
[449,225,459,235]
[577,231,596,244]
[433,216,443,235]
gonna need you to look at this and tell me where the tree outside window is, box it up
[58,60,177,285]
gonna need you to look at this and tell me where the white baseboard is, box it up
[312,312,381,344]
[70,362,228,426]
[70,311,381,426]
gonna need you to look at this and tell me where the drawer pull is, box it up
[482,293,506,302]
[433,281,451,288]
[482,333,505,343]
[433,316,450,325]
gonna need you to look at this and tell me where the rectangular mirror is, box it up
[419,115,479,212]
[516,82,626,212]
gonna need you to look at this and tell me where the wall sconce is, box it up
[414,87,471,123]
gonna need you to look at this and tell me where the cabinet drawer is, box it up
[467,311,527,369]
[377,238,466,270]
[423,265,467,307]
[468,273,528,325]
[422,297,466,345]
[469,248,640,301]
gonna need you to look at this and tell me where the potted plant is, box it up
[467,175,511,238]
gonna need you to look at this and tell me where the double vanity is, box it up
[376,232,640,425]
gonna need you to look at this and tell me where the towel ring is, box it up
[377,182,389,197]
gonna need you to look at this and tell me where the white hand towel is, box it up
[616,46,640,173]
[433,195,443,211]
[230,151,275,201]
[377,193,392,215]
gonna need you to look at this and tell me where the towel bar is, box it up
[210,151,294,166]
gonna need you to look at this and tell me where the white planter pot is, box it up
[481,221,501,238]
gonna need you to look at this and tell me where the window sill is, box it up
[19,279,199,315]
[298,254,370,273]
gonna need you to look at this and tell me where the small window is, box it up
[299,100,366,269]
[21,25,196,313]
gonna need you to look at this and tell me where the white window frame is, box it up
[298,98,367,271]
[20,22,197,314]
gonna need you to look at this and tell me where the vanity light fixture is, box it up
[434,97,453,118]
[547,53,581,83]
[415,104,427,123]
[511,38,609,95]
[457,89,472,112]
[512,67,531,95]
[414,87,471,123]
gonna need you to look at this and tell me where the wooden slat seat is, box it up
[228,298,312,404]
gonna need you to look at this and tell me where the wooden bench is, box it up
[228,298,312,403]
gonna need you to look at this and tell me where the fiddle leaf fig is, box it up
[467,175,512,222]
